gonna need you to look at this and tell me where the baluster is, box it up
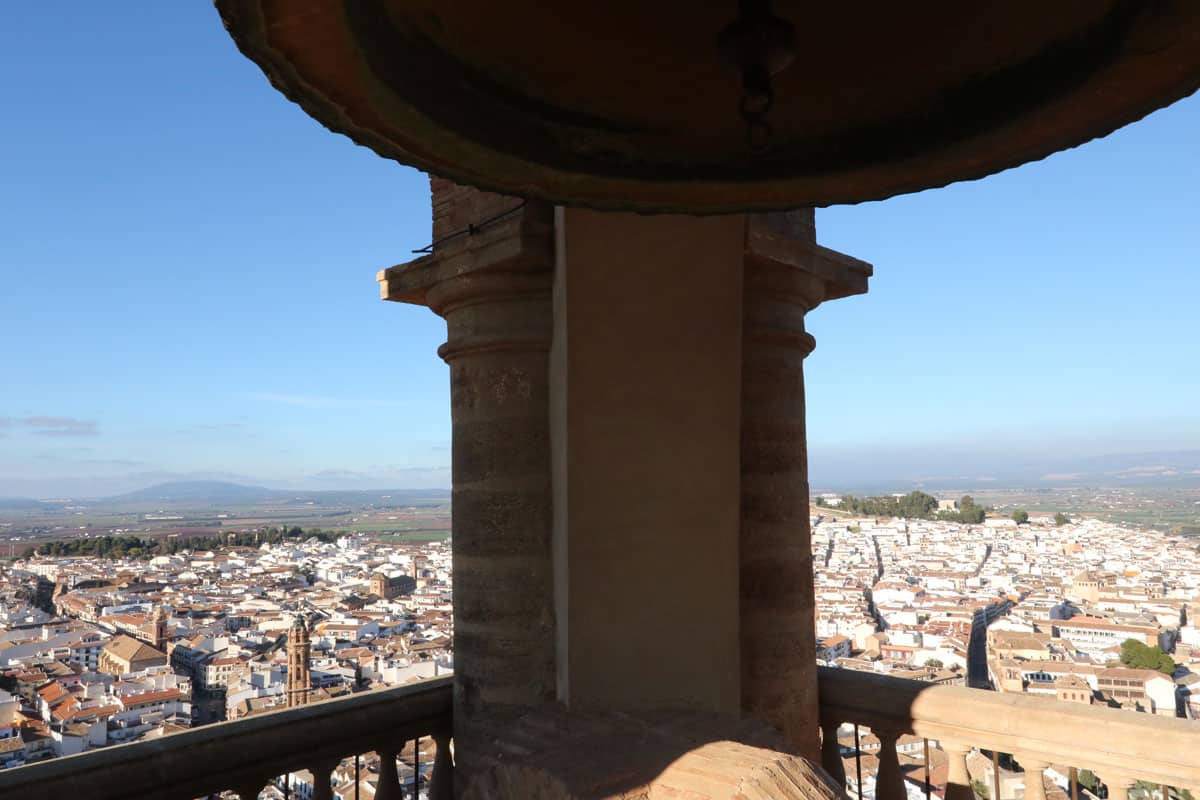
[943,742,975,800]
[875,731,907,800]
[1100,773,1133,800]
[991,750,1001,800]
[1020,757,1049,800]
[430,731,455,800]
[376,748,403,800]
[923,739,932,800]
[311,758,340,800]
[854,725,864,800]
[1070,767,1079,800]
[820,719,847,787]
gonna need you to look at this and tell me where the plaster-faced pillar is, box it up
[740,212,871,759]
[552,207,746,715]
[379,185,557,783]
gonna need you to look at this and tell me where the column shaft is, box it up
[740,254,825,759]
[427,263,557,779]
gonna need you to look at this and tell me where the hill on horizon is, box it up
[110,480,278,503]
[98,480,451,507]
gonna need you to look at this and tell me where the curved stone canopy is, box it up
[217,1,1200,213]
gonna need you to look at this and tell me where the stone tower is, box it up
[151,606,168,651]
[286,616,312,708]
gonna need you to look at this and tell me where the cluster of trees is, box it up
[821,491,940,519]
[1009,509,1073,525]
[33,526,340,560]
[815,492,993,523]
[941,495,986,524]
[1118,638,1176,675]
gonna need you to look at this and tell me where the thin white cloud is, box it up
[241,391,388,410]
[21,416,98,437]
[243,391,338,409]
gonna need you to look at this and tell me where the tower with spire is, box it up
[286,615,312,708]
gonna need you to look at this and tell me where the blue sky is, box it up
[2,4,1198,497]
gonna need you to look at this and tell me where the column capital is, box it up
[746,213,872,310]
[377,196,554,310]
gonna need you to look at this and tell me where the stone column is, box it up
[428,259,556,771]
[380,185,558,785]
[740,212,870,759]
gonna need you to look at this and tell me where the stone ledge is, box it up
[463,707,847,800]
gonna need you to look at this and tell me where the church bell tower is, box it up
[286,616,312,708]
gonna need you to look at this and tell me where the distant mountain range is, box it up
[3,449,1198,508]
[0,497,50,511]
[812,449,1200,493]
[0,481,450,510]
[111,480,279,503]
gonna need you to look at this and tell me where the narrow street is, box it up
[967,609,991,689]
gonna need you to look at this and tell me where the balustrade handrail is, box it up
[0,675,453,800]
[818,665,1200,788]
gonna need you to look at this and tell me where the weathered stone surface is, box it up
[739,214,871,760]
[431,176,520,243]
[0,678,452,800]
[389,181,559,787]
[380,188,876,789]
[462,707,848,800]
[220,2,1200,213]
[818,666,1200,790]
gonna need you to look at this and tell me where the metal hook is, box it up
[746,119,772,153]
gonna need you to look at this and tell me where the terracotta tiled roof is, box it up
[54,704,119,723]
[103,635,166,665]
[37,683,69,702]
[120,689,187,708]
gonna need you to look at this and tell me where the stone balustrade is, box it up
[0,676,453,800]
[818,666,1200,800]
